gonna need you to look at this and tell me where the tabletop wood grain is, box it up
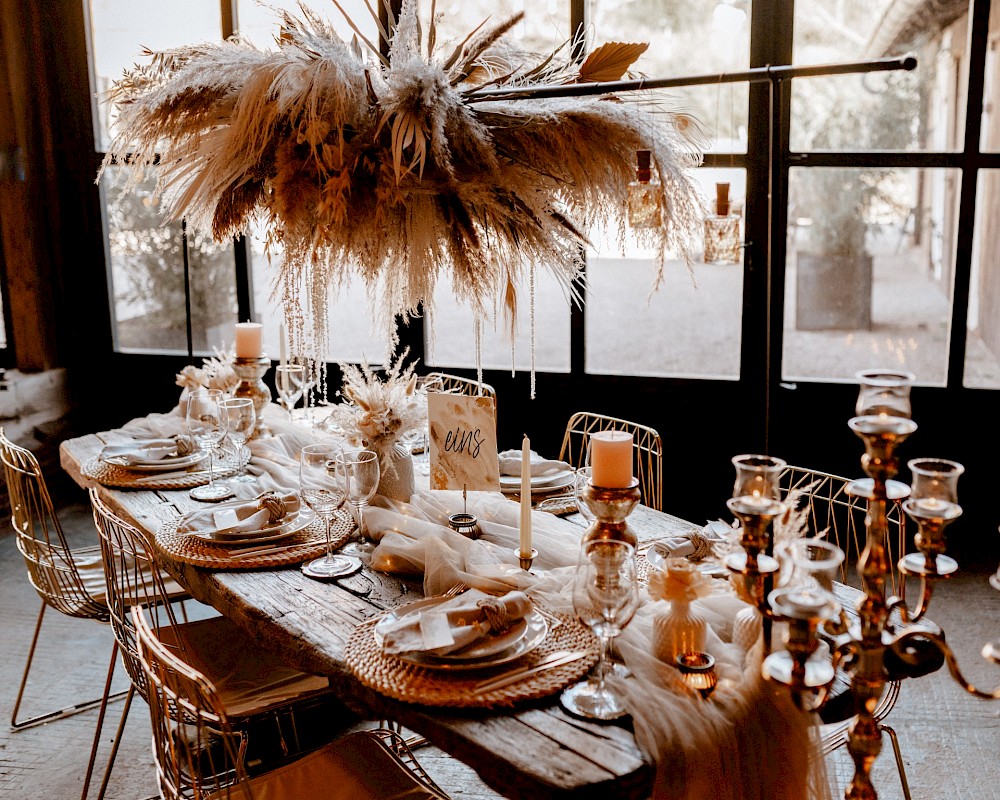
[61,432,701,800]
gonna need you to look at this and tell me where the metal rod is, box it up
[466,55,917,102]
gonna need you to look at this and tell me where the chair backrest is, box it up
[133,604,250,800]
[423,372,496,399]
[90,486,181,701]
[778,465,907,596]
[0,428,105,619]
[557,412,664,510]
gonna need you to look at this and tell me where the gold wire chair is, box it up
[133,604,450,800]
[0,428,129,733]
[423,372,496,399]
[89,488,349,799]
[778,465,912,800]
[557,412,664,510]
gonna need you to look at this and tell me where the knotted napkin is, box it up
[380,588,532,656]
[100,435,196,465]
[177,491,300,538]
[498,449,573,478]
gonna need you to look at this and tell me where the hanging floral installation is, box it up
[101,0,704,390]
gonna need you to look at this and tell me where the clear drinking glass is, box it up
[186,389,232,501]
[412,375,443,476]
[276,364,306,417]
[335,448,380,539]
[299,443,353,579]
[220,397,256,483]
[561,539,639,720]
[574,466,595,522]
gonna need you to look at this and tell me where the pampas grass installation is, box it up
[101,0,705,386]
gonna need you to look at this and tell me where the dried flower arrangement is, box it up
[101,0,703,388]
[648,557,713,604]
[327,352,424,467]
[175,348,240,395]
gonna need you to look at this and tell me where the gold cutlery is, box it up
[474,650,586,692]
[227,542,316,560]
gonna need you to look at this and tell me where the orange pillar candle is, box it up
[590,430,634,488]
[234,322,263,359]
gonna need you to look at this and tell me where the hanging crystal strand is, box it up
[529,262,536,399]
[474,316,483,388]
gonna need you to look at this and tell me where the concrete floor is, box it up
[1,502,998,800]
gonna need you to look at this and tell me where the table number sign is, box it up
[427,393,500,491]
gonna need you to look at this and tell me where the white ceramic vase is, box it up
[652,594,707,665]
[377,442,415,502]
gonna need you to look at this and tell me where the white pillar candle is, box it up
[279,323,288,367]
[590,430,634,488]
[234,322,263,359]
[519,434,532,557]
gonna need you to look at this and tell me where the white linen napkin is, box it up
[380,588,532,656]
[177,492,301,537]
[498,449,572,478]
[100,436,195,465]
[649,520,734,561]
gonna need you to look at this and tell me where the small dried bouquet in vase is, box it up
[328,354,423,477]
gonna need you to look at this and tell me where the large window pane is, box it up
[792,1,970,152]
[247,225,390,364]
[103,170,237,353]
[420,0,568,53]
[87,0,222,150]
[981,3,1000,151]
[236,0,377,48]
[586,167,744,379]
[784,167,959,385]
[425,271,571,372]
[964,171,1000,387]
[589,0,750,155]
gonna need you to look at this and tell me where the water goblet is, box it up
[335,448,380,539]
[412,375,442,476]
[575,466,595,522]
[220,397,256,484]
[561,539,639,720]
[276,364,306,418]
[186,389,234,502]
[299,444,357,580]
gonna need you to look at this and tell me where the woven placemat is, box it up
[154,512,355,570]
[346,609,598,709]
[82,448,249,490]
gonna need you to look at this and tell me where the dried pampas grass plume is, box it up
[101,0,704,387]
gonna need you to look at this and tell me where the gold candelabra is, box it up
[726,370,1000,800]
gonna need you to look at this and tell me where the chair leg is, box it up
[10,600,128,731]
[94,684,135,800]
[81,641,121,800]
[881,724,912,800]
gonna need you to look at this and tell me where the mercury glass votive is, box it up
[580,478,642,548]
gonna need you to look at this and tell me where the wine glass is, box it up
[561,539,639,720]
[299,444,356,580]
[220,397,256,483]
[574,466,595,521]
[292,358,321,427]
[412,375,443,476]
[276,364,305,417]
[186,389,233,501]
[335,448,380,539]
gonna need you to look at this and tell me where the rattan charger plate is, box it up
[82,447,250,490]
[346,607,598,709]
[154,512,355,570]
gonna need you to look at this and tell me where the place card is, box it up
[427,393,500,491]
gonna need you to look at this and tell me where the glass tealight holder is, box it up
[901,457,964,578]
[675,652,718,699]
[731,454,786,506]
[854,369,915,419]
[781,538,845,597]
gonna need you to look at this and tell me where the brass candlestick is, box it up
[579,478,641,547]
[233,356,272,438]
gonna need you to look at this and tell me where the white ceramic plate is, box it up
[500,471,576,496]
[374,596,548,670]
[184,510,313,546]
[104,450,208,472]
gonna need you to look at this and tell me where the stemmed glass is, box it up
[412,375,443,476]
[574,466,595,521]
[220,397,256,483]
[186,389,233,501]
[299,444,356,580]
[335,448,380,539]
[561,539,639,720]
[276,364,306,417]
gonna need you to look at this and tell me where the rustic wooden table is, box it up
[61,431,708,800]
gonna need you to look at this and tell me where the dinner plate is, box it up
[500,470,576,496]
[185,510,313,546]
[103,450,208,472]
[374,596,548,671]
